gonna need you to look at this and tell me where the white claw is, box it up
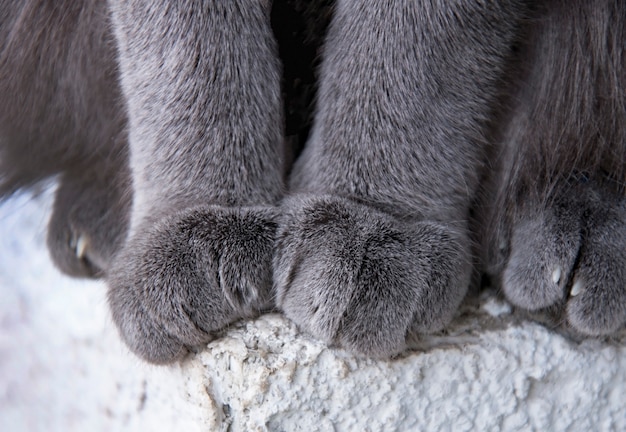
[551,267,562,284]
[75,235,89,259]
[570,279,584,297]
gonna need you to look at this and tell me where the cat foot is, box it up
[46,172,130,277]
[502,187,626,335]
[275,195,471,357]
[107,206,278,364]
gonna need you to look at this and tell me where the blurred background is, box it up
[0,188,205,432]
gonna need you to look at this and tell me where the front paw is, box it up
[274,195,471,358]
[107,206,278,364]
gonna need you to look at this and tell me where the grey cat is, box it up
[1,0,624,364]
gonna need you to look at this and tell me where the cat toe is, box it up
[107,206,278,363]
[46,172,130,278]
[502,206,582,311]
[107,275,188,364]
[275,195,471,358]
[48,226,101,277]
[565,201,626,335]
[71,232,89,260]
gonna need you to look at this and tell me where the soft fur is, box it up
[0,0,624,363]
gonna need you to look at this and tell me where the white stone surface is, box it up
[1,190,625,431]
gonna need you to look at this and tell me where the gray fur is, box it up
[108,206,279,363]
[105,0,285,362]
[277,0,526,356]
[107,0,284,232]
[484,0,626,337]
[274,195,470,357]
[0,0,130,276]
[0,0,624,363]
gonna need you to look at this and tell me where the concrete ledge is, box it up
[1,192,624,431]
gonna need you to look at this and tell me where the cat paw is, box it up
[501,187,626,335]
[107,206,278,364]
[274,195,471,357]
[46,172,130,277]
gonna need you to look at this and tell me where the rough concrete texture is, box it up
[1,190,625,432]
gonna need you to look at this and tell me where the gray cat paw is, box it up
[107,206,278,364]
[274,195,471,358]
[46,172,130,277]
[502,188,626,335]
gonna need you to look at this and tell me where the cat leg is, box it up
[106,0,285,363]
[276,0,526,357]
[489,0,626,336]
[0,0,130,277]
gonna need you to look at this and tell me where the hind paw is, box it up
[501,187,626,335]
